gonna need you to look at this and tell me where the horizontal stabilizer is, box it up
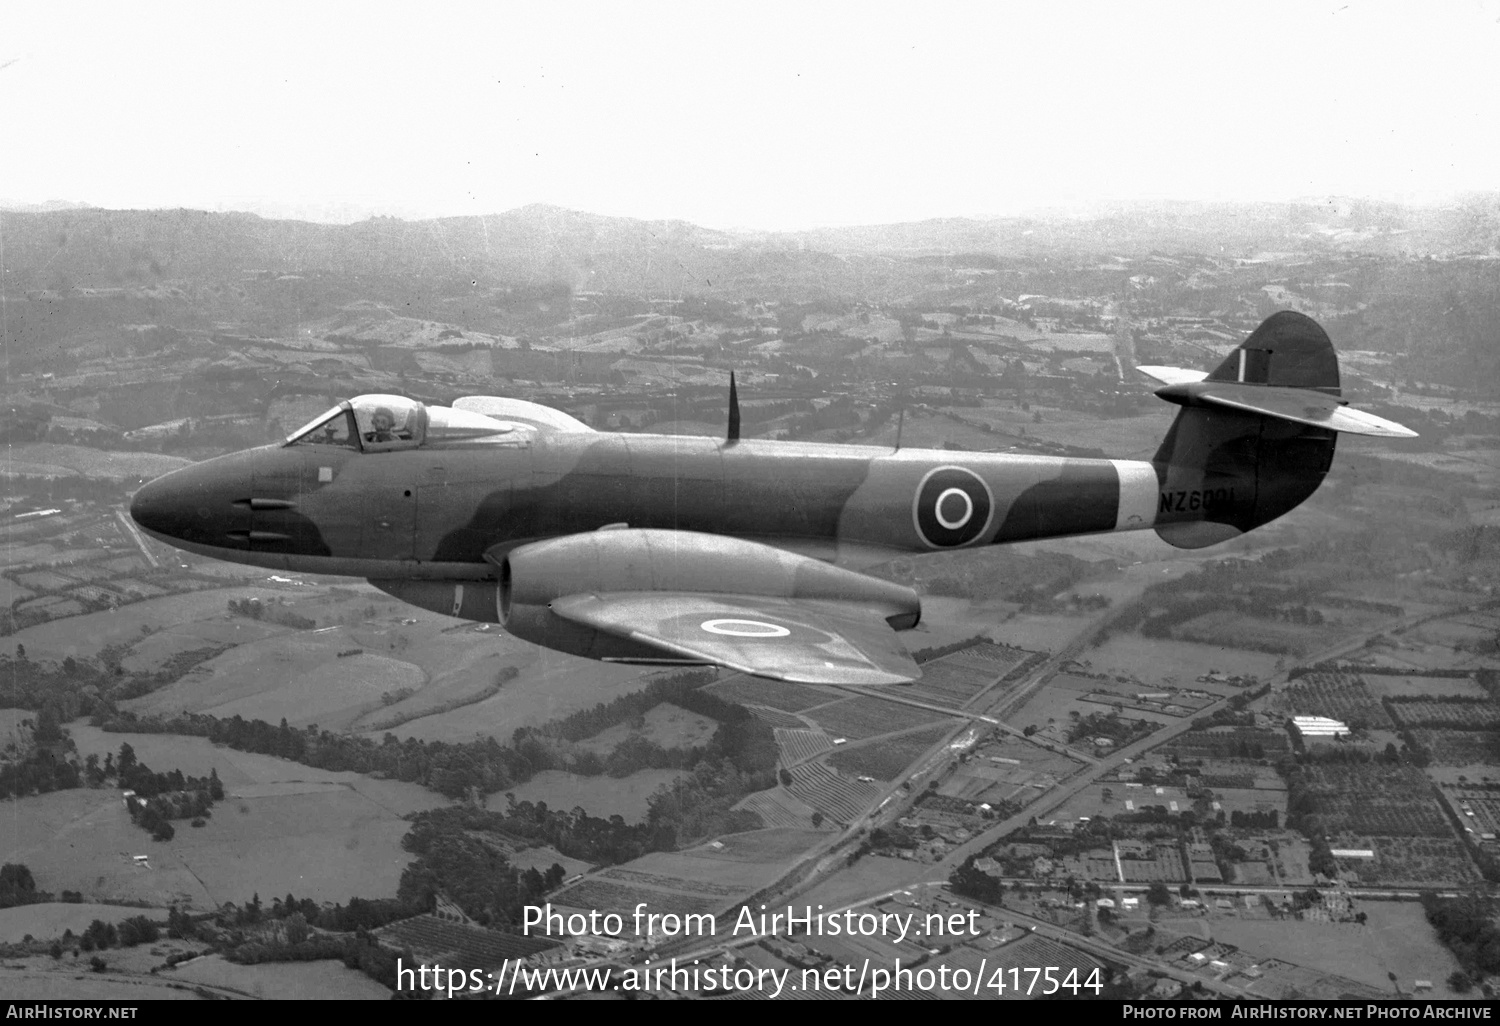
[550,591,920,685]
[1173,382,1418,438]
[1137,365,1209,387]
[452,396,595,434]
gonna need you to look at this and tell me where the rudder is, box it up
[1151,312,1339,549]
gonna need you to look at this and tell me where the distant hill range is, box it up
[2,196,1498,299]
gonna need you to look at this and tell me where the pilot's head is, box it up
[372,408,395,432]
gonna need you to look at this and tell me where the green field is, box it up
[1085,634,1282,684]
[1208,903,1464,997]
[3,444,192,480]
[122,634,425,732]
[8,586,302,662]
[386,651,654,742]
[5,725,448,910]
[167,953,391,999]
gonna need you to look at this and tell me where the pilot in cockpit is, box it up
[367,408,397,444]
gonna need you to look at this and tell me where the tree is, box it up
[1449,970,1473,994]
[811,811,824,828]
[1147,882,1171,906]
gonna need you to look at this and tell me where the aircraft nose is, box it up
[129,450,257,546]
[128,472,185,538]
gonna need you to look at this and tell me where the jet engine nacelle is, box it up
[493,528,921,664]
[499,528,920,625]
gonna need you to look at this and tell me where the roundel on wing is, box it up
[912,466,993,548]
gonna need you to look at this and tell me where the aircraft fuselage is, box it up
[131,431,1168,581]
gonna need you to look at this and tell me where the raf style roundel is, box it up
[912,466,993,548]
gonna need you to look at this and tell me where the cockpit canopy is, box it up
[285,395,527,452]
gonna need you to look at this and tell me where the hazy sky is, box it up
[4,1,1498,229]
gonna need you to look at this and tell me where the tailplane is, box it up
[1144,311,1414,549]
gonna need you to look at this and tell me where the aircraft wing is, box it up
[548,592,921,685]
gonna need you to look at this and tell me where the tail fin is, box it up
[1147,311,1414,549]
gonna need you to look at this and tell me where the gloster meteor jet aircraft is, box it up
[130,311,1413,686]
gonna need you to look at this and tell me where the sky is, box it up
[3,1,1499,230]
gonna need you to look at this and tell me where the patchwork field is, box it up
[4,724,447,910]
[825,723,959,781]
[775,727,834,764]
[485,768,686,823]
[802,697,946,740]
[8,586,301,662]
[119,619,288,673]
[734,787,826,829]
[787,762,881,823]
[384,652,655,742]
[705,676,839,713]
[122,634,425,732]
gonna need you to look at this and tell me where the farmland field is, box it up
[775,727,833,764]
[119,620,287,672]
[734,787,826,830]
[0,968,201,1000]
[619,831,822,892]
[787,761,881,822]
[125,636,424,733]
[1332,836,1481,887]
[384,652,655,742]
[374,914,557,967]
[1361,674,1489,700]
[1208,903,1465,997]
[1412,729,1500,766]
[550,878,724,918]
[705,676,839,713]
[166,954,391,999]
[1389,701,1500,730]
[15,724,448,909]
[7,586,301,662]
[1174,611,1333,656]
[599,868,744,898]
[802,697,945,740]
[825,723,959,781]
[3,444,191,480]
[751,707,807,729]
[1086,634,1283,684]
[1304,764,1451,836]
[1286,674,1394,729]
[485,768,685,823]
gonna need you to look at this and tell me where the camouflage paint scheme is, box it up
[129,312,1408,683]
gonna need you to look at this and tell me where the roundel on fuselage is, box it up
[912,466,993,548]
